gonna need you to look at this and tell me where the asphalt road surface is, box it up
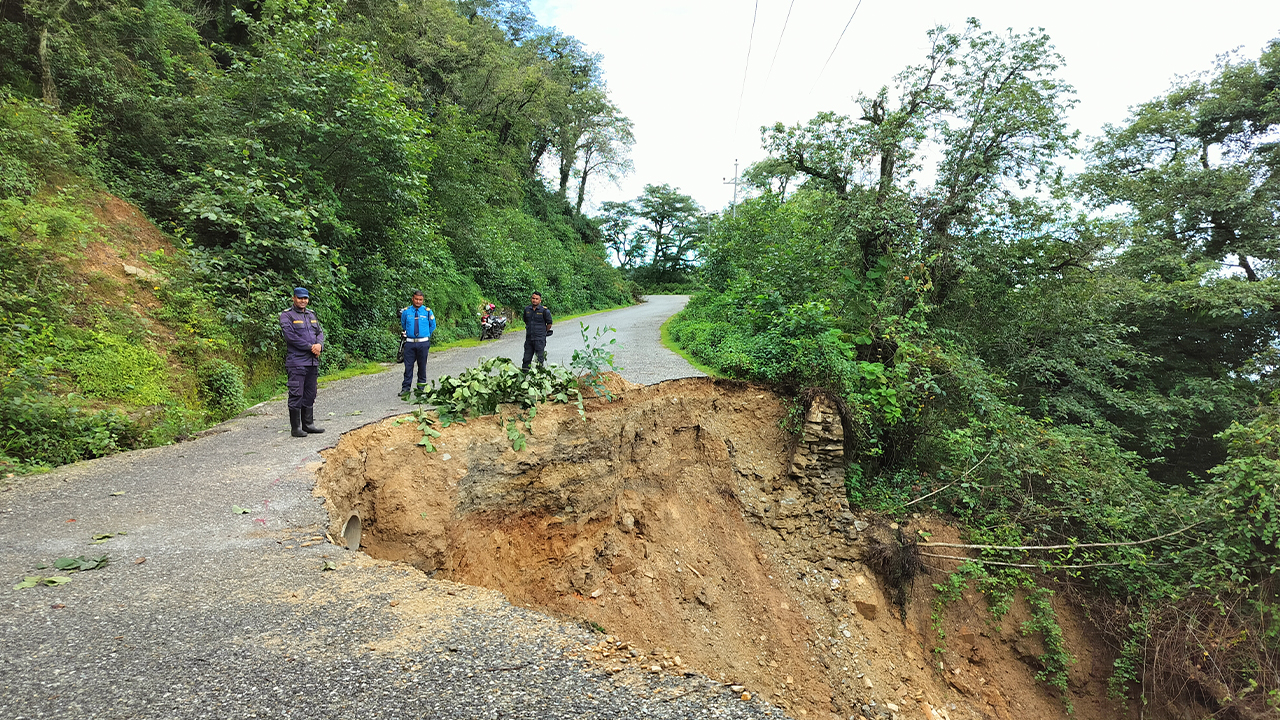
[0,296,787,720]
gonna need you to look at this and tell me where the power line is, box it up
[763,0,798,85]
[811,0,864,93]
[734,0,760,134]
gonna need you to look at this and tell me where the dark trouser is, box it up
[286,365,318,409]
[401,341,430,392]
[522,334,546,370]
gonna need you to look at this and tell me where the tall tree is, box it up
[1082,38,1280,281]
[573,107,634,213]
[597,200,644,269]
[634,184,704,279]
[762,19,1077,278]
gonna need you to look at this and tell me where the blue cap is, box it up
[293,287,309,298]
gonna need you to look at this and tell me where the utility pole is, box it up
[722,159,740,218]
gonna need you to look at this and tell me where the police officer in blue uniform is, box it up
[400,290,436,395]
[279,287,325,438]
[521,291,553,370]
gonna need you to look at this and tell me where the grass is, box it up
[659,314,726,378]
[318,361,386,385]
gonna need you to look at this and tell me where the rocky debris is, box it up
[785,395,850,513]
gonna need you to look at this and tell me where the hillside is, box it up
[1,0,638,472]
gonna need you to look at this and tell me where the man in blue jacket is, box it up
[279,287,325,438]
[400,290,436,396]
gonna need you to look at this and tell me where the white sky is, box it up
[528,0,1280,214]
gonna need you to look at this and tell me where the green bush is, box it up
[0,365,138,468]
[198,358,246,421]
[68,336,172,406]
[0,92,90,199]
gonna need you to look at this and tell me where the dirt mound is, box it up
[316,379,1134,720]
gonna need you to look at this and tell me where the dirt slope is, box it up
[315,378,1136,720]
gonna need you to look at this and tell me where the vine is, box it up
[931,562,1074,710]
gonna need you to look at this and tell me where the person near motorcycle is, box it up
[521,291,553,370]
[400,290,436,395]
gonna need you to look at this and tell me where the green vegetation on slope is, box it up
[0,0,638,472]
[668,22,1279,717]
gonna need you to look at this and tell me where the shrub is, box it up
[68,336,172,406]
[198,358,246,421]
[0,366,138,468]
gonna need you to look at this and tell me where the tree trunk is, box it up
[39,27,59,110]
[575,147,594,214]
[558,150,573,196]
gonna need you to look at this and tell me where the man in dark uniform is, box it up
[521,291,553,370]
[279,287,325,438]
[399,290,436,396]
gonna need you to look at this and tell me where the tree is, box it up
[1082,38,1280,281]
[597,200,644,269]
[573,107,634,213]
[633,184,702,276]
[742,157,797,201]
[762,19,1077,277]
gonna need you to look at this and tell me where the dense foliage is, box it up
[0,0,635,471]
[670,22,1279,716]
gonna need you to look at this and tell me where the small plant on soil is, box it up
[569,323,621,400]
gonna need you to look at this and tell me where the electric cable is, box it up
[763,0,798,85]
[811,0,864,93]
[734,0,761,134]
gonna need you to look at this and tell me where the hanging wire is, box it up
[811,0,864,93]
[734,0,761,134]
[763,0,798,85]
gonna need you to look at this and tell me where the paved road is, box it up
[0,297,782,720]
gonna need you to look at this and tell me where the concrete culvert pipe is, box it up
[341,514,361,551]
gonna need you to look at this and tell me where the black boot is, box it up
[289,408,307,437]
[302,406,325,434]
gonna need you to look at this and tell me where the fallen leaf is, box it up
[109,492,125,497]
[322,560,337,571]
[231,505,250,514]
[134,557,146,565]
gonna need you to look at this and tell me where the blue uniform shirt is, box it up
[401,305,436,340]
[279,306,324,368]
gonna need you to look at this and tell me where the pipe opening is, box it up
[341,514,361,551]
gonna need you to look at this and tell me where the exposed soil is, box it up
[316,378,1140,720]
[77,192,173,320]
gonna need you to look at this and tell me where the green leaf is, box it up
[42,576,71,586]
[13,577,41,590]
[231,505,250,514]
[322,560,337,571]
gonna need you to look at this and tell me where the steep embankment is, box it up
[1,187,252,477]
[315,378,1133,720]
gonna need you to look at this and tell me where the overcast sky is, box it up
[528,0,1280,214]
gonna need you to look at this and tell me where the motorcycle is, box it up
[479,303,508,340]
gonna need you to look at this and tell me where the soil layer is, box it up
[316,378,1134,720]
